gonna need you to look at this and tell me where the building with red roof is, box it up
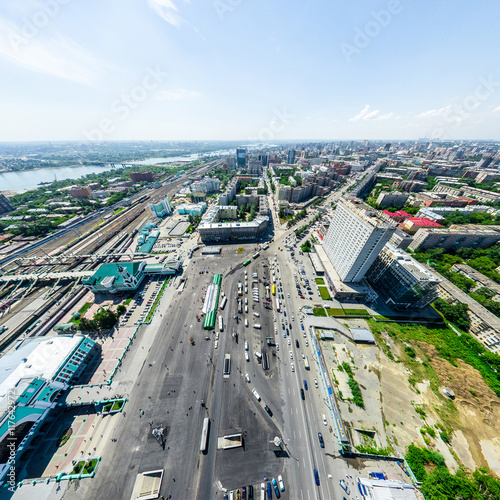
[401,217,443,235]
[382,210,411,223]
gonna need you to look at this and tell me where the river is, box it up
[0,149,234,192]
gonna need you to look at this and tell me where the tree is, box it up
[301,240,312,253]
[117,305,126,315]
[93,309,118,330]
[433,298,470,331]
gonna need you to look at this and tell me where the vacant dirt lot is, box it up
[321,322,500,476]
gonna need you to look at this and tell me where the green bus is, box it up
[242,259,251,267]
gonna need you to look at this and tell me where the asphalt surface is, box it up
[62,178,361,500]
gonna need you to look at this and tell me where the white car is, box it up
[291,363,295,372]
[216,332,219,340]
[289,351,293,359]
[214,341,218,349]
[245,352,249,362]
[246,373,250,383]
[314,378,318,388]
[278,474,285,492]
[291,315,295,321]
[274,317,277,322]
[287,338,291,345]
[260,483,266,500]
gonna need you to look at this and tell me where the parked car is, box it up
[264,405,273,417]
[277,475,285,492]
[272,478,280,498]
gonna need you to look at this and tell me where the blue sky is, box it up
[0,0,499,142]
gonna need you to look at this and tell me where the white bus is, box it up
[220,296,227,310]
[200,417,210,453]
[218,315,223,331]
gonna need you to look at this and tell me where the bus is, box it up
[238,283,243,296]
[218,315,223,332]
[262,244,269,250]
[276,298,280,312]
[271,285,276,296]
[253,252,260,259]
[262,352,269,371]
[223,354,231,375]
[304,357,310,370]
[220,296,227,310]
[200,417,210,453]
[265,286,270,300]
[242,259,251,267]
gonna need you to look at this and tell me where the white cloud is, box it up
[416,105,452,119]
[349,105,397,122]
[157,88,201,101]
[0,15,110,86]
[147,0,190,27]
[493,105,500,113]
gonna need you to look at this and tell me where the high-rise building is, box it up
[236,148,246,168]
[0,194,15,215]
[366,244,440,310]
[148,197,172,218]
[323,199,396,283]
[287,149,296,165]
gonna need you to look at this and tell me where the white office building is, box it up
[323,199,396,283]
[148,197,172,218]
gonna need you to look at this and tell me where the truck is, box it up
[253,324,261,329]
[253,312,260,318]
[304,356,310,370]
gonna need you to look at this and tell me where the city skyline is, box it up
[0,1,499,142]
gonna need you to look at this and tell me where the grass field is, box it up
[315,277,325,285]
[318,286,332,300]
[367,319,500,398]
[343,308,370,316]
[313,307,327,317]
[326,308,345,316]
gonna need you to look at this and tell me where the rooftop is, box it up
[82,262,144,287]
[0,336,83,416]
[404,217,443,227]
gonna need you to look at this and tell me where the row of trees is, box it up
[433,298,471,331]
[413,245,500,320]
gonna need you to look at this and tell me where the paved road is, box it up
[65,173,360,500]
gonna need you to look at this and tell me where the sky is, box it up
[0,0,499,142]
